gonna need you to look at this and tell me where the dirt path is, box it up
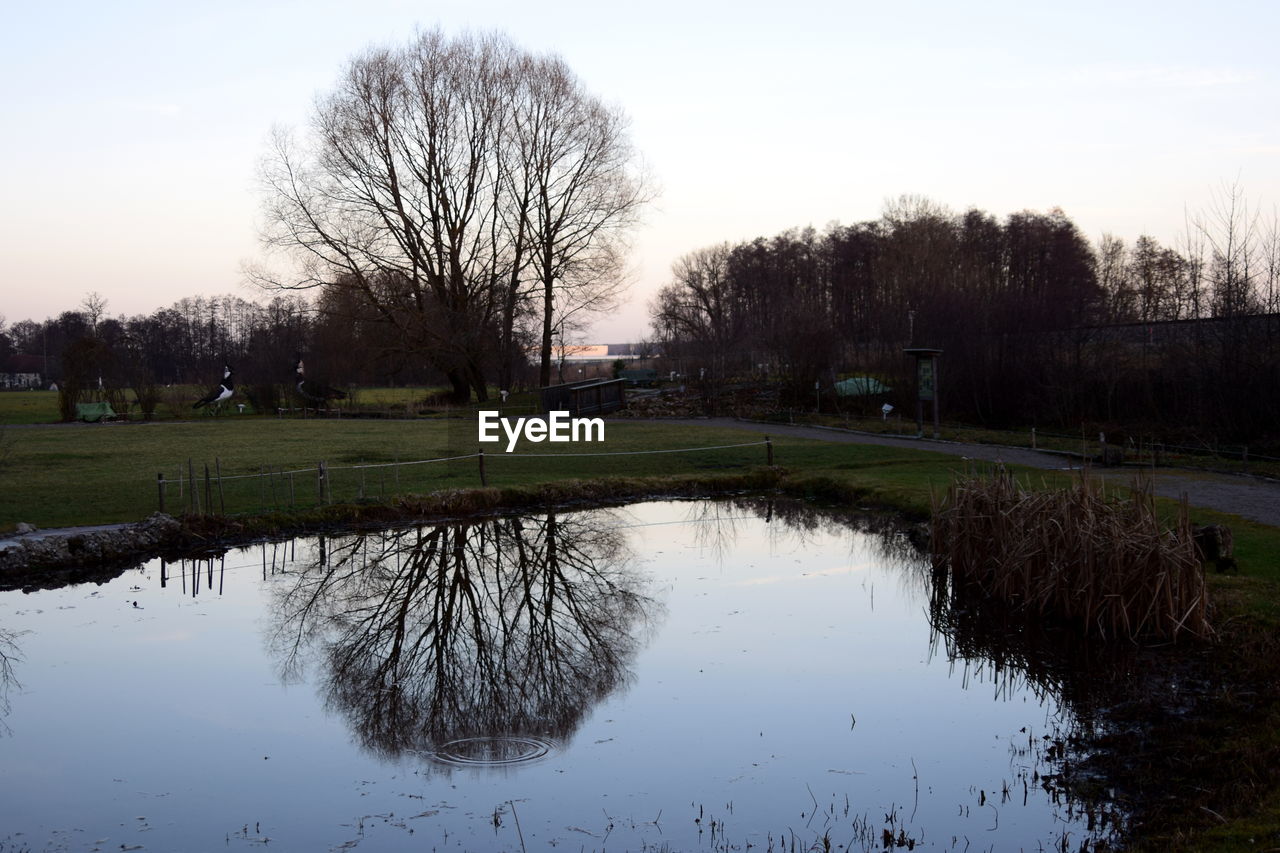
[665,417,1280,528]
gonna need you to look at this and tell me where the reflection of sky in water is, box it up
[0,501,1114,851]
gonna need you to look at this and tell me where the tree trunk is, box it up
[499,269,522,392]
[446,369,470,404]
[538,272,554,387]
[469,362,489,403]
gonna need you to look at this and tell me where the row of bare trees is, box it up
[652,188,1280,442]
[4,293,362,384]
[252,29,649,402]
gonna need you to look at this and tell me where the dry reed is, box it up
[931,468,1211,642]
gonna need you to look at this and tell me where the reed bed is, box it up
[931,468,1211,642]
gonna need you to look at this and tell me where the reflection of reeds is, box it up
[931,469,1211,642]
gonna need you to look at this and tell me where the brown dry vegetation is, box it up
[931,468,1211,642]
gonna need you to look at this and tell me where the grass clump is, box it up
[931,468,1211,642]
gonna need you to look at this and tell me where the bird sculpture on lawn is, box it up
[295,355,347,404]
[193,364,234,414]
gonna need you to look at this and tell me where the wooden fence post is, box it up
[478,449,488,487]
[215,458,225,515]
[765,436,774,466]
[157,473,166,513]
[188,458,197,515]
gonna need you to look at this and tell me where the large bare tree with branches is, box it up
[254,29,648,401]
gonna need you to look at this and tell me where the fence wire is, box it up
[154,439,775,517]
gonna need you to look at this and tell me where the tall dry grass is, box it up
[931,468,1211,642]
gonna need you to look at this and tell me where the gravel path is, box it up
[665,417,1280,528]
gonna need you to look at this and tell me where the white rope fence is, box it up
[157,439,776,516]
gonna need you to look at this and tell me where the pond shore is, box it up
[4,456,1280,850]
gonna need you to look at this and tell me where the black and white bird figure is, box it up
[193,365,235,413]
[294,355,347,404]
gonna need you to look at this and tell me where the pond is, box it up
[0,500,1119,851]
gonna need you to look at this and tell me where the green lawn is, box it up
[4,416,1278,588]
[0,390,63,424]
[0,418,944,527]
[0,386,546,424]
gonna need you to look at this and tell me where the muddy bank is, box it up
[0,513,182,591]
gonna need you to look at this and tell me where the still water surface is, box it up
[0,500,1115,851]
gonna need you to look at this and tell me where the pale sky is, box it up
[2,0,1277,341]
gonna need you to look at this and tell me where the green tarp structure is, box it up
[834,376,891,397]
[75,401,117,422]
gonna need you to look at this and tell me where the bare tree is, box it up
[254,29,649,401]
[493,53,650,387]
[80,292,108,335]
[650,243,737,372]
[1192,181,1261,318]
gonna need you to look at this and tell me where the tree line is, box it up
[0,292,470,418]
[651,188,1280,443]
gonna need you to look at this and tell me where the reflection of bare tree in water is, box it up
[0,627,22,732]
[729,496,929,583]
[268,511,655,760]
[924,560,1137,721]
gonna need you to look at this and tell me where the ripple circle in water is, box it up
[430,735,558,767]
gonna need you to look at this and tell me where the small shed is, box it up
[540,379,626,416]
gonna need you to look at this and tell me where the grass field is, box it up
[4,414,1278,585]
[0,387,545,425]
[0,418,944,527]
